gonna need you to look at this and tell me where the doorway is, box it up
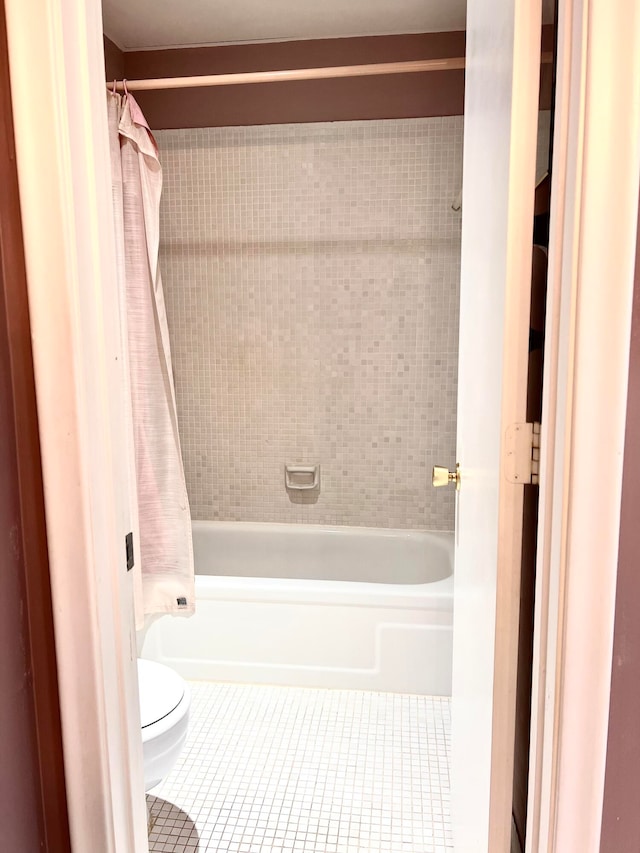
[17,0,636,848]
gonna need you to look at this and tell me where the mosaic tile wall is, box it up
[156,117,463,530]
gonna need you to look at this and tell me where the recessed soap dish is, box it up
[284,464,320,491]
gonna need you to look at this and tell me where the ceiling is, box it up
[102,0,468,51]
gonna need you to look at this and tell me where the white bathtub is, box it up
[141,521,454,695]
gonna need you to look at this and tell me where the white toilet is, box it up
[137,659,191,791]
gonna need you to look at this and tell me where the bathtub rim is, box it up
[192,518,455,541]
[190,520,454,611]
[192,569,454,612]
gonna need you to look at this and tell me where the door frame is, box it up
[4,0,639,850]
[4,0,148,849]
[0,0,71,847]
[526,0,640,850]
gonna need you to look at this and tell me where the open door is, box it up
[448,1,543,850]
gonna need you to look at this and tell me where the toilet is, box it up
[137,659,191,791]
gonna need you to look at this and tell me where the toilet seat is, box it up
[138,658,186,729]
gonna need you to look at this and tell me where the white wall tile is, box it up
[157,117,463,529]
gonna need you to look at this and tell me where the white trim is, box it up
[107,29,465,53]
[489,0,543,846]
[451,0,542,848]
[527,0,640,850]
[5,0,147,850]
[525,0,584,846]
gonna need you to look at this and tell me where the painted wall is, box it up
[0,0,70,845]
[105,33,466,129]
[158,117,463,529]
[0,136,50,853]
[600,192,640,852]
[104,34,124,80]
[104,29,553,131]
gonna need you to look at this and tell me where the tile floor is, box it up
[147,682,452,853]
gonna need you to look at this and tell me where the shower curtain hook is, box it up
[111,78,117,95]
[123,79,129,96]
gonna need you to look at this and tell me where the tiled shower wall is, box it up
[157,118,464,530]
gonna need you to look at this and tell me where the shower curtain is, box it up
[108,91,194,621]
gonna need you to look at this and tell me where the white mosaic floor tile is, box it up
[148,682,452,852]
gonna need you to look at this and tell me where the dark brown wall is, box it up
[104,27,554,130]
[539,24,555,115]
[0,0,70,848]
[104,35,125,82]
[0,226,45,853]
[112,32,466,129]
[600,191,640,853]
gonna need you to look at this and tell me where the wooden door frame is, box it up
[526,0,640,850]
[0,0,70,848]
[4,0,148,849]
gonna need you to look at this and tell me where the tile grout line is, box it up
[148,680,453,852]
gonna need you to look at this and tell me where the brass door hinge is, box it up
[504,422,541,485]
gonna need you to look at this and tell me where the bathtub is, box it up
[141,521,454,695]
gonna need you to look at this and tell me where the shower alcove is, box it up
[140,108,466,694]
[100,0,554,849]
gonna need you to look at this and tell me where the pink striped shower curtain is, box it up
[108,91,194,623]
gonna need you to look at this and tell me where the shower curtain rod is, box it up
[108,54,552,92]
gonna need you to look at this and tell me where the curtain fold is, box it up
[108,91,194,619]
